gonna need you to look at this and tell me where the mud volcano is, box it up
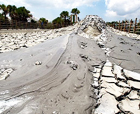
[0,15,140,114]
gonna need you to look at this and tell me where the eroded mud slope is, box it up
[0,33,106,114]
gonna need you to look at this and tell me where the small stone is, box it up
[97,42,104,48]
[71,64,78,70]
[67,60,73,64]
[35,61,42,65]
[92,80,99,88]
[79,54,88,59]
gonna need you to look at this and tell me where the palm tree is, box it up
[39,17,48,29]
[60,11,69,25]
[71,8,80,23]
[7,5,17,20]
[71,8,80,15]
[39,18,48,24]
[0,4,9,20]
[16,7,32,22]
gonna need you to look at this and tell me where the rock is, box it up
[89,68,97,73]
[96,68,101,72]
[128,90,140,100]
[52,111,60,114]
[92,80,99,88]
[137,35,140,39]
[67,60,74,64]
[127,80,140,90]
[123,69,140,81]
[80,45,84,49]
[117,81,130,88]
[80,42,87,47]
[71,64,78,70]
[67,60,78,70]
[101,77,117,83]
[104,60,112,67]
[113,65,126,80]
[104,48,111,56]
[92,65,101,68]
[93,72,100,79]
[102,66,115,77]
[137,52,140,56]
[97,42,104,48]
[94,93,119,114]
[35,61,42,65]
[79,54,88,60]
[0,68,13,80]
[118,98,140,114]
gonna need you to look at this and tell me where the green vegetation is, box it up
[53,17,63,25]
[0,13,4,20]
[39,18,48,24]
[0,4,9,19]
[60,11,69,25]
[0,3,80,29]
[71,8,80,15]
[0,4,32,21]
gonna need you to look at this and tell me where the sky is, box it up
[0,0,140,22]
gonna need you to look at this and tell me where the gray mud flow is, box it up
[0,33,106,114]
[106,31,140,73]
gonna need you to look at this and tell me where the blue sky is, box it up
[0,0,140,22]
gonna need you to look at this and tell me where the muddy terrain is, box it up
[0,15,140,114]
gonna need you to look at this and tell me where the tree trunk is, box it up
[4,13,7,20]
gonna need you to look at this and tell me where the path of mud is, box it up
[0,33,106,114]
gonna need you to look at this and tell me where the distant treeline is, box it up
[106,18,140,34]
[0,4,80,29]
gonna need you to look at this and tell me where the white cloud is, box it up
[26,0,99,8]
[105,10,117,17]
[105,0,140,19]
[0,0,30,7]
[0,0,99,9]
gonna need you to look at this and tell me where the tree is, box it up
[52,17,63,25]
[71,8,80,15]
[16,7,32,22]
[52,17,64,28]
[60,11,69,25]
[39,18,48,29]
[31,19,37,23]
[0,4,9,19]
[0,13,4,20]
[7,5,17,20]
[39,18,48,24]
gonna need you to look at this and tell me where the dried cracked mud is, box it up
[0,15,140,114]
